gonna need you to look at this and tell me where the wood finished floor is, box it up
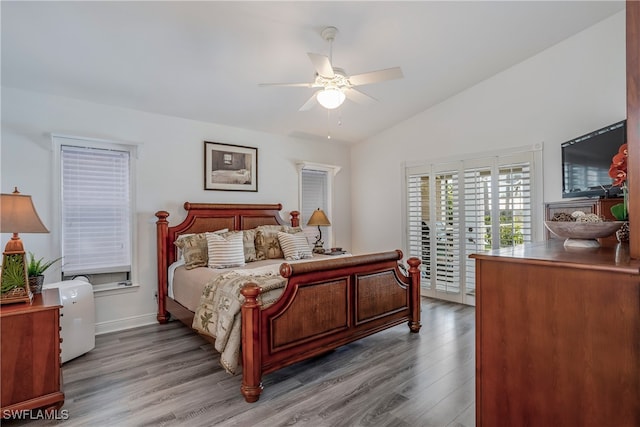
[7,298,475,427]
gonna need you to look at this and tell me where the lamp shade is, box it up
[1,189,49,234]
[307,208,331,226]
[1,188,47,304]
[316,87,345,110]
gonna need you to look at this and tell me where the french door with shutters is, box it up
[407,152,535,305]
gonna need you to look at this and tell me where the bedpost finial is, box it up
[155,210,170,222]
[279,263,293,278]
[240,283,262,300]
[289,211,300,227]
[407,257,421,270]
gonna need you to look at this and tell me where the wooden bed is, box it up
[156,202,421,402]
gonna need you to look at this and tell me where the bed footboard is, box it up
[240,250,421,403]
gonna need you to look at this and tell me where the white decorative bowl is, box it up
[544,220,625,248]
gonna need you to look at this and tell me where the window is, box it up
[301,169,328,223]
[52,135,137,287]
[298,162,341,248]
[406,149,539,305]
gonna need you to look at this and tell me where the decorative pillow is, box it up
[277,231,313,261]
[174,233,208,270]
[254,225,287,260]
[174,229,229,270]
[242,229,258,262]
[206,231,245,269]
[254,225,304,260]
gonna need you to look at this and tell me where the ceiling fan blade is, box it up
[348,67,403,86]
[299,92,318,111]
[259,82,312,88]
[308,52,334,78]
[345,88,377,104]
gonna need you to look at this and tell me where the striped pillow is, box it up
[206,231,245,269]
[174,228,228,270]
[277,231,313,261]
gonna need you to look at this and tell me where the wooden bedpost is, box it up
[240,284,263,403]
[289,210,300,227]
[155,210,170,324]
[407,257,422,332]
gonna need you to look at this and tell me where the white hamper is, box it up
[43,279,96,363]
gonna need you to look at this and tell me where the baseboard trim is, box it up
[95,313,158,335]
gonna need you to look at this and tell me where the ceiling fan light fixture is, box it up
[316,87,345,109]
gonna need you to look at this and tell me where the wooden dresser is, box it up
[471,241,639,427]
[1,289,64,415]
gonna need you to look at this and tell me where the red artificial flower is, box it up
[609,143,628,187]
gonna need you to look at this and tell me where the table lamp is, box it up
[307,208,331,254]
[1,188,49,304]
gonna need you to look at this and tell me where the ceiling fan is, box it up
[259,26,403,111]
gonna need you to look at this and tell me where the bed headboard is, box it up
[155,202,299,322]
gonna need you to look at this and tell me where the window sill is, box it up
[93,282,140,296]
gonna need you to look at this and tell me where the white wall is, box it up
[1,87,352,333]
[0,11,626,331]
[350,11,626,255]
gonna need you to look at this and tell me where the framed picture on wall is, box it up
[204,141,258,191]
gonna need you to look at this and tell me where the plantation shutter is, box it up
[463,167,492,297]
[407,151,535,305]
[433,169,460,295]
[407,174,431,281]
[61,145,131,275]
[498,163,532,248]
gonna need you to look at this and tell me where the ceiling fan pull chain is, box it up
[327,109,332,139]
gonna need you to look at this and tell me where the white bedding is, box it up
[167,258,185,299]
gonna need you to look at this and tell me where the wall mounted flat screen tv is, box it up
[562,120,626,198]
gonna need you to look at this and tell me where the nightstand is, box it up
[1,288,64,415]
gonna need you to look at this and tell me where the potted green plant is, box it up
[27,252,62,294]
[1,254,29,301]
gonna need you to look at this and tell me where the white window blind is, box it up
[301,169,328,224]
[61,145,132,275]
[298,162,340,250]
[407,151,536,305]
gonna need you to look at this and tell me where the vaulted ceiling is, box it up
[1,1,625,144]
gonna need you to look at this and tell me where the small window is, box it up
[298,162,341,248]
[301,169,328,223]
[53,135,137,286]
